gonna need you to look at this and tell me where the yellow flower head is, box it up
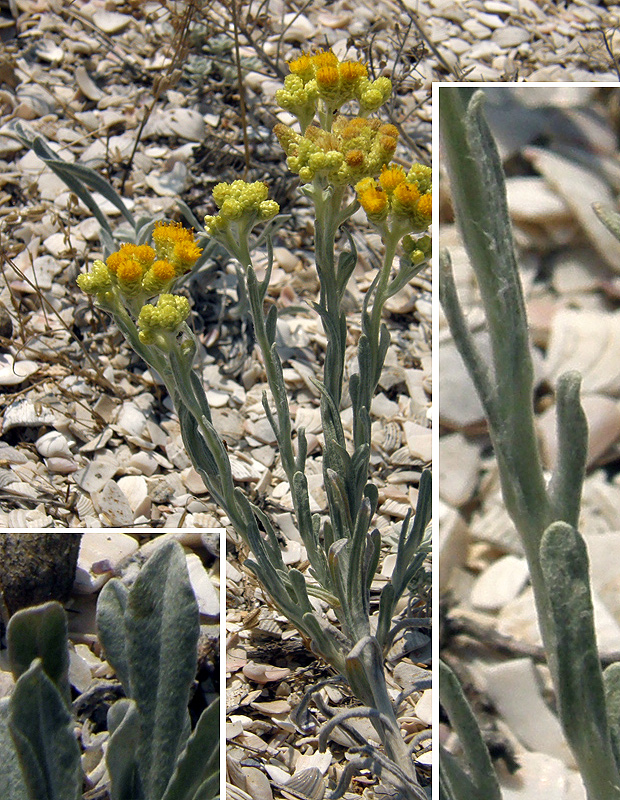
[275,116,400,186]
[288,53,314,81]
[278,49,387,122]
[152,221,202,273]
[204,181,280,238]
[78,223,200,309]
[312,49,339,70]
[138,293,190,345]
[339,61,367,83]
[393,182,421,210]
[417,193,432,220]
[76,260,113,299]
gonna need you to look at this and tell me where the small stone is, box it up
[243,662,291,684]
[481,659,574,765]
[167,108,205,141]
[281,13,315,41]
[145,162,188,196]
[115,401,148,440]
[0,533,82,615]
[492,26,531,47]
[128,451,159,476]
[75,66,103,101]
[415,689,432,726]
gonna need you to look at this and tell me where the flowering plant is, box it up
[76,47,431,798]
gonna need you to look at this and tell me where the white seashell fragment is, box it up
[471,555,530,612]
[0,354,39,386]
[93,480,134,526]
[36,430,73,459]
[185,552,219,620]
[117,475,151,519]
[92,10,132,34]
[75,532,139,593]
[1,398,55,433]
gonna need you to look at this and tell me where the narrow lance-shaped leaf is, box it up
[161,698,220,800]
[8,660,82,800]
[97,579,131,694]
[603,663,620,773]
[0,699,29,800]
[439,659,501,800]
[106,699,145,800]
[540,522,620,798]
[123,541,200,800]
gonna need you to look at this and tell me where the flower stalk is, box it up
[77,48,432,799]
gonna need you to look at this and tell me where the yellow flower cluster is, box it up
[273,116,399,186]
[137,294,191,345]
[204,180,279,235]
[78,222,202,304]
[355,162,432,234]
[276,49,392,125]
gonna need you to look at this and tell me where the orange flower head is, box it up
[312,49,339,70]
[358,185,388,216]
[339,61,367,83]
[288,53,313,78]
[379,165,406,192]
[151,260,176,281]
[417,193,432,219]
[315,65,339,89]
[394,182,421,209]
[345,150,365,168]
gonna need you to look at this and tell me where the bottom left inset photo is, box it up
[0,530,222,800]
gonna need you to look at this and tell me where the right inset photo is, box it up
[438,85,620,800]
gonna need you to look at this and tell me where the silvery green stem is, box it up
[440,86,620,800]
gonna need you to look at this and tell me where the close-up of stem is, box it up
[440,87,620,800]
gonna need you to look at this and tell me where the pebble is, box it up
[438,501,469,592]
[538,394,620,470]
[492,26,530,46]
[415,689,432,726]
[500,752,585,800]
[128,451,159,476]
